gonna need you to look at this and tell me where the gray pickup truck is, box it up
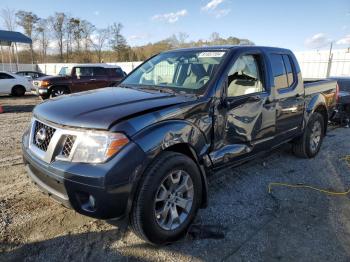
[22,46,337,244]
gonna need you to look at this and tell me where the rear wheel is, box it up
[51,86,69,98]
[129,151,202,245]
[11,85,26,97]
[292,112,325,158]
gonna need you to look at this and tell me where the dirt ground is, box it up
[1,94,350,262]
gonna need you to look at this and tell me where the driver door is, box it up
[210,52,277,167]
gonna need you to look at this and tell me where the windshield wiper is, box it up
[119,84,196,97]
[139,86,178,95]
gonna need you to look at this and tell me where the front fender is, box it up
[132,119,210,160]
[124,120,211,215]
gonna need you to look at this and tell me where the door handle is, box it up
[90,78,96,81]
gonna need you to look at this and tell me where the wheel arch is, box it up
[125,120,211,216]
[313,104,328,134]
[11,84,26,94]
[49,85,71,94]
[305,94,329,134]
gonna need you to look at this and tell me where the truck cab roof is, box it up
[162,45,292,54]
[65,64,122,69]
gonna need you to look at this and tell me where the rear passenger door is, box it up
[91,67,109,89]
[269,53,304,138]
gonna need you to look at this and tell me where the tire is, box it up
[11,85,26,97]
[129,151,202,245]
[292,112,325,158]
[51,86,69,98]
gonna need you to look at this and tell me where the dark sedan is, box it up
[329,77,350,126]
[16,71,48,79]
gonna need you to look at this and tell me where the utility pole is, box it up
[326,42,333,78]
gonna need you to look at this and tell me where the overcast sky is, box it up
[1,0,349,51]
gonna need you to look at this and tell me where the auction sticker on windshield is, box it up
[198,52,225,58]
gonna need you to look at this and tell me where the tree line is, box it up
[0,8,254,64]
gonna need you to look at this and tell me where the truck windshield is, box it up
[122,50,227,95]
[58,67,71,76]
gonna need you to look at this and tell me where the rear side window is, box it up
[0,73,14,79]
[270,54,288,90]
[114,68,125,78]
[282,55,295,87]
[93,67,106,76]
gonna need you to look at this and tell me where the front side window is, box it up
[122,50,227,95]
[227,55,263,97]
[58,67,71,76]
[75,67,94,77]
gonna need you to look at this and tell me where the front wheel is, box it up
[51,87,69,98]
[11,85,26,97]
[292,112,325,158]
[129,151,202,245]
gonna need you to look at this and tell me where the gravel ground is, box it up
[0,95,350,262]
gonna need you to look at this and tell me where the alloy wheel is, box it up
[53,90,65,96]
[309,120,322,153]
[154,170,194,231]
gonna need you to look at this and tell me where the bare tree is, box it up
[16,10,39,63]
[92,28,109,62]
[177,32,189,46]
[80,20,95,53]
[48,12,66,62]
[70,18,82,53]
[36,18,50,63]
[0,8,18,69]
[0,7,17,31]
[109,23,128,61]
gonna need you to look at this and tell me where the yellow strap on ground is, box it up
[268,182,350,196]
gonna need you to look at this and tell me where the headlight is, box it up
[71,132,129,163]
[38,80,50,87]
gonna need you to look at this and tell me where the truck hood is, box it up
[35,75,67,82]
[33,87,195,130]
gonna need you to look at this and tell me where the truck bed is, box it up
[304,79,337,96]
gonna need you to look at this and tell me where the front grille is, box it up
[62,135,76,157]
[33,121,56,151]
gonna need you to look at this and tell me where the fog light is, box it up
[76,192,97,212]
[89,195,96,209]
[38,89,48,94]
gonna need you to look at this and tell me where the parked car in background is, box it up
[329,77,350,126]
[32,64,126,99]
[16,71,48,79]
[22,46,337,245]
[0,71,32,96]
